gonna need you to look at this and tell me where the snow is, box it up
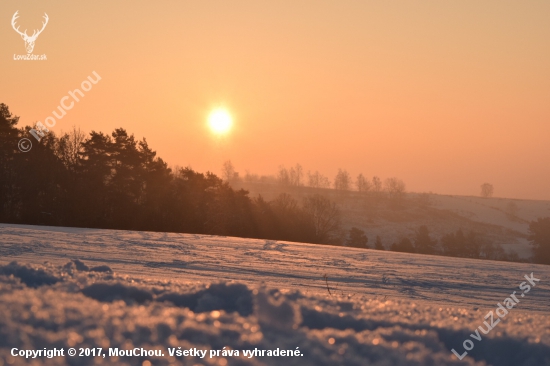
[0,223,549,365]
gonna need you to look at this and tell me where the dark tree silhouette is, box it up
[1,104,349,247]
[480,183,494,198]
[1,103,525,262]
[347,227,368,248]
[414,226,437,254]
[441,229,482,258]
[529,217,550,264]
[334,169,351,191]
[390,238,415,253]
[374,235,385,250]
[302,194,342,244]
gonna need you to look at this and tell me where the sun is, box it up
[208,108,232,135]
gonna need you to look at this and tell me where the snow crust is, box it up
[0,224,549,365]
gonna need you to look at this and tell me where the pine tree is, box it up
[374,235,385,250]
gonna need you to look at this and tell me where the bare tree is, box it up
[384,177,406,200]
[273,192,299,211]
[307,170,331,188]
[277,164,302,186]
[302,194,341,244]
[334,169,351,191]
[356,173,371,193]
[244,170,260,183]
[480,183,494,198]
[372,176,382,194]
[277,165,290,185]
[222,160,238,183]
[56,126,85,172]
[289,164,303,186]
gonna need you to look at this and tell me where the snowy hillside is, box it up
[233,182,550,259]
[1,224,549,366]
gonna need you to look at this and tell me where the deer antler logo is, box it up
[11,11,49,54]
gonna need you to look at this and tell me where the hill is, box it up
[232,181,550,259]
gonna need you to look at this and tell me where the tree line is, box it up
[223,160,406,199]
[345,223,550,265]
[2,103,548,264]
[0,104,343,245]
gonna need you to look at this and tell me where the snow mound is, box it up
[157,283,254,316]
[82,283,153,304]
[0,260,549,366]
[0,261,60,288]
[64,259,113,273]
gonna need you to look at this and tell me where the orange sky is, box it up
[1,1,549,200]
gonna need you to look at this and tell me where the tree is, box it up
[374,235,384,250]
[222,160,238,183]
[441,229,482,258]
[307,171,330,188]
[277,166,289,185]
[464,230,482,258]
[55,126,86,172]
[481,242,496,259]
[390,238,415,253]
[414,225,437,254]
[334,169,351,191]
[507,250,520,262]
[441,229,464,257]
[288,164,303,186]
[347,227,368,248]
[529,217,550,264]
[492,244,508,261]
[302,194,341,244]
[480,183,494,198]
[0,103,20,130]
[356,173,371,193]
[372,176,382,194]
[0,103,21,168]
[2,104,355,246]
[0,104,21,221]
[384,177,406,201]
[278,164,303,186]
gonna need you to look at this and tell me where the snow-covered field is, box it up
[1,224,549,365]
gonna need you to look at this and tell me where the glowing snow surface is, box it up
[0,224,549,366]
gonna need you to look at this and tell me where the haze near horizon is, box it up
[2,1,549,199]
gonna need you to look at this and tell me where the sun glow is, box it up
[208,108,232,135]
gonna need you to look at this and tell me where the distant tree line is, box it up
[3,103,548,264]
[344,224,550,264]
[0,104,343,245]
[222,160,406,203]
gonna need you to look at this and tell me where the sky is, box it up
[1,1,549,200]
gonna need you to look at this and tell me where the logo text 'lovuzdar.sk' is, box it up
[12,10,48,60]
